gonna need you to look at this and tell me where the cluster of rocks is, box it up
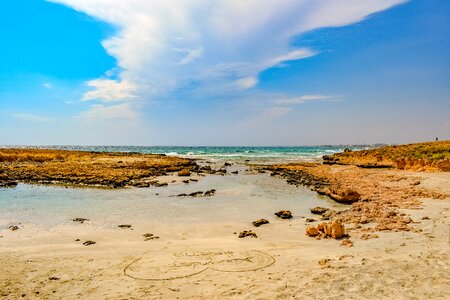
[306,221,346,239]
[175,189,216,197]
[0,180,17,188]
[143,233,159,241]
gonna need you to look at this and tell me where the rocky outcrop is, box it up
[317,187,361,204]
[0,181,18,188]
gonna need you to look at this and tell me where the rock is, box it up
[224,162,232,167]
[344,148,352,153]
[328,188,361,204]
[318,258,331,266]
[8,225,19,231]
[422,216,430,220]
[316,221,346,239]
[82,240,96,246]
[306,226,319,237]
[252,219,269,227]
[190,179,198,182]
[411,180,420,186]
[310,207,330,215]
[182,180,189,184]
[0,180,18,188]
[238,230,257,238]
[360,234,379,240]
[306,218,316,223]
[178,169,191,177]
[341,239,353,247]
[231,171,239,174]
[275,210,293,219]
[188,191,204,197]
[118,224,132,229]
[49,277,60,281]
[204,189,216,196]
[143,233,160,240]
[72,218,89,224]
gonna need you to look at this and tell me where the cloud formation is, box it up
[50,0,406,118]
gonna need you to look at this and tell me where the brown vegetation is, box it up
[323,140,450,171]
[0,148,198,188]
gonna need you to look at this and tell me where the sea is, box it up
[1,145,374,163]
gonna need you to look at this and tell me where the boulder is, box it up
[328,188,361,204]
[341,239,353,247]
[252,219,269,227]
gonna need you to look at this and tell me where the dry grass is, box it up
[324,140,450,171]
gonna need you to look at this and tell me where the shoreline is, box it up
[1,143,449,298]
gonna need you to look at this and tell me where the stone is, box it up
[306,218,316,223]
[275,210,293,219]
[83,240,96,246]
[238,230,257,238]
[118,224,132,229]
[178,169,191,177]
[252,219,269,227]
[360,234,379,240]
[204,189,216,196]
[0,181,18,188]
[8,225,19,231]
[317,221,346,239]
[143,233,160,240]
[306,226,319,237]
[72,218,89,224]
[310,207,330,215]
[328,188,361,204]
[341,239,353,247]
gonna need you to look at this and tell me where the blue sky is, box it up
[0,0,449,145]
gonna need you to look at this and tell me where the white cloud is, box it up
[43,83,53,89]
[235,76,258,89]
[78,103,138,121]
[12,113,53,123]
[275,94,341,105]
[50,0,406,113]
[82,79,136,102]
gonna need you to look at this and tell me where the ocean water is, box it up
[1,145,371,162]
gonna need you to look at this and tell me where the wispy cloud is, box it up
[78,103,138,121]
[275,95,341,105]
[12,113,53,123]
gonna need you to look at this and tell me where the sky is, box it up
[0,0,449,146]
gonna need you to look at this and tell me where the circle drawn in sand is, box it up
[124,250,275,281]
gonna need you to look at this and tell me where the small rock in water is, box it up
[8,225,19,231]
[239,230,258,238]
[83,240,96,246]
[72,218,89,224]
[252,219,269,227]
[274,210,293,219]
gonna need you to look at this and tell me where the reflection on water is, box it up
[0,173,338,228]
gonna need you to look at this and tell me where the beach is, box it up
[1,144,449,299]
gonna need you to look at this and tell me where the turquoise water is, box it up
[1,145,371,161]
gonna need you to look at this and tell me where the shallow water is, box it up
[0,173,338,229]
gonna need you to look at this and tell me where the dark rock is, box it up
[224,162,232,167]
[0,181,18,188]
[310,207,330,215]
[238,230,257,238]
[231,171,239,174]
[118,224,132,229]
[306,218,316,223]
[8,225,19,231]
[72,218,89,224]
[204,189,216,196]
[252,219,269,227]
[82,240,96,246]
[190,179,198,182]
[275,210,293,219]
[143,233,160,240]
[49,277,60,281]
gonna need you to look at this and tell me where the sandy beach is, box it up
[1,145,449,299]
